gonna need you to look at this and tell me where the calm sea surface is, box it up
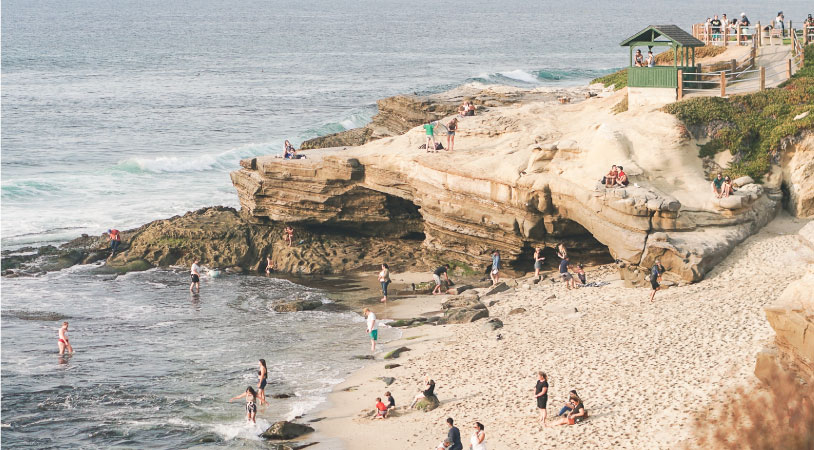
[2,0,811,447]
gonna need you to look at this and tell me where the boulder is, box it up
[449,284,474,295]
[732,176,754,187]
[384,363,401,369]
[378,377,395,386]
[443,307,489,324]
[271,393,294,399]
[441,295,485,310]
[261,421,315,440]
[482,282,510,296]
[414,394,440,412]
[481,318,503,330]
[383,347,411,359]
[273,299,323,312]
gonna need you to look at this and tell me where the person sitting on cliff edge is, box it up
[711,172,725,198]
[613,166,629,187]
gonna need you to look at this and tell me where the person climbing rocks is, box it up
[107,228,121,258]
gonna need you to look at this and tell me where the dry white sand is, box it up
[311,214,813,450]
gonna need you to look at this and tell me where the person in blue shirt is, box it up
[446,417,463,450]
[490,250,501,285]
[650,259,665,302]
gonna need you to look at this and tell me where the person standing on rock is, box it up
[190,259,201,294]
[446,118,458,151]
[424,121,437,152]
[533,247,545,281]
[433,264,451,295]
[490,250,501,285]
[378,263,391,303]
[284,226,294,247]
[649,259,665,302]
[107,229,121,259]
[364,308,378,352]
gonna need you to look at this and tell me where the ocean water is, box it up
[2,0,812,448]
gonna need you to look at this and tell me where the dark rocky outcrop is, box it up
[383,347,410,360]
[273,299,323,312]
[414,394,440,412]
[261,421,315,440]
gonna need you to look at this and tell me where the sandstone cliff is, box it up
[232,88,787,283]
[300,84,594,150]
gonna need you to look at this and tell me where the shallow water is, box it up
[1,265,393,448]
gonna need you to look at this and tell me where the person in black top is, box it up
[739,13,749,26]
[385,390,396,415]
[710,15,722,39]
[409,376,436,408]
[650,259,665,302]
[534,372,549,425]
[432,264,451,295]
[446,417,463,450]
[552,395,587,426]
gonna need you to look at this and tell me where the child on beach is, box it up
[373,397,388,419]
[385,391,396,415]
[649,259,665,302]
[378,263,391,303]
[58,321,74,355]
[230,387,258,424]
[573,264,586,285]
[257,359,268,406]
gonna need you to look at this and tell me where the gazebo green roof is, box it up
[620,25,705,48]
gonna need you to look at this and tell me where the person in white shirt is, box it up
[363,308,378,352]
[190,259,201,294]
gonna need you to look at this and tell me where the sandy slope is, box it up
[312,214,813,450]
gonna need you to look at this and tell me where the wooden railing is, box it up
[693,21,814,47]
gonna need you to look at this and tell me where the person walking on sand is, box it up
[446,418,463,450]
[447,118,458,151]
[190,259,201,294]
[364,308,378,352]
[257,359,268,406]
[533,247,545,281]
[230,387,258,424]
[378,263,391,303]
[424,121,438,152]
[107,229,121,259]
[58,321,74,355]
[469,422,486,450]
[535,372,549,425]
[432,264,451,295]
[649,259,665,302]
[490,250,501,285]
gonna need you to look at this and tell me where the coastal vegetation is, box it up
[665,44,814,179]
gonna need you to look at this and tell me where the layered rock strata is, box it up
[232,89,784,283]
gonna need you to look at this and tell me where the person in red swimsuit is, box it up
[58,321,74,355]
[107,229,121,258]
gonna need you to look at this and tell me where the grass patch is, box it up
[591,69,627,90]
[444,260,478,276]
[664,44,814,180]
[612,96,628,114]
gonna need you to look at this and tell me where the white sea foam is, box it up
[497,69,538,83]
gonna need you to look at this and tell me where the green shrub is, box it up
[591,69,627,90]
[664,44,814,180]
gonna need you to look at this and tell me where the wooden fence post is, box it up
[787,59,792,79]
[750,47,756,67]
[720,72,726,97]
[730,59,737,72]
[677,70,683,100]
[724,26,728,46]
[760,66,765,90]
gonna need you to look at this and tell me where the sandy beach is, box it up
[311,213,813,450]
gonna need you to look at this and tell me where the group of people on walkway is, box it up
[703,12,751,43]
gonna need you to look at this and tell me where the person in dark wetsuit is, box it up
[535,371,549,425]
[230,386,258,424]
[650,259,665,302]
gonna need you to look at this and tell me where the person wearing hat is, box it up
[739,12,750,26]
[775,12,785,37]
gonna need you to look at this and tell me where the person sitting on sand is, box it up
[603,165,618,187]
[458,102,468,118]
[373,397,388,419]
[712,172,725,198]
[437,439,452,450]
[284,226,294,247]
[573,263,586,285]
[447,118,458,152]
[556,390,579,417]
[614,166,629,187]
[533,247,545,281]
[649,259,665,302]
[634,49,644,67]
[721,176,735,198]
[551,394,587,426]
[432,264,451,295]
[409,376,436,408]
[559,257,575,289]
[465,103,476,117]
[385,391,396,416]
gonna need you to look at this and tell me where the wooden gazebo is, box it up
[620,25,705,88]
